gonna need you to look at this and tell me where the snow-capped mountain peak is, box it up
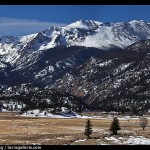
[67,19,102,29]
[1,19,150,65]
[129,19,145,23]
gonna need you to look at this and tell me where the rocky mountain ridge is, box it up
[0,19,150,112]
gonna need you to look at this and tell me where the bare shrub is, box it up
[139,117,148,130]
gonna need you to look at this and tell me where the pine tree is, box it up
[84,119,92,139]
[109,117,121,135]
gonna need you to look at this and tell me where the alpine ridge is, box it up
[53,40,150,112]
[0,19,150,112]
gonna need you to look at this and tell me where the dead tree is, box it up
[139,117,148,130]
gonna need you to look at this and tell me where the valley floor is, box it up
[0,112,149,145]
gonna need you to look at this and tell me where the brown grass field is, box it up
[0,112,149,145]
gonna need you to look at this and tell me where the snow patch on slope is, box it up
[103,136,150,145]
[35,66,55,79]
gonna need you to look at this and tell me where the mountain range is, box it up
[0,19,150,112]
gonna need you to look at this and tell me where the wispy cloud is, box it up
[0,17,67,36]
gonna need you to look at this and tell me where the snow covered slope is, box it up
[31,19,150,50]
[1,20,150,65]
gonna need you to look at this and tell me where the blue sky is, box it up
[0,5,150,36]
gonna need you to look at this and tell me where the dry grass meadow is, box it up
[0,112,149,145]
